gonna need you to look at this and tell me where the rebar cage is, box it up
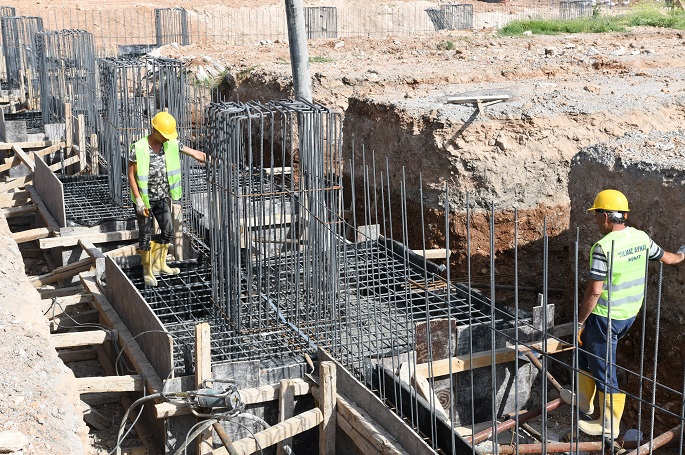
[155,7,190,47]
[98,56,187,206]
[1,15,43,105]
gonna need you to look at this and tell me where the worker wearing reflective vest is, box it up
[128,112,207,287]
[575,189,685,439]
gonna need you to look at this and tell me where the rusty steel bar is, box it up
[625,424,684,455]
[470,398,566,445]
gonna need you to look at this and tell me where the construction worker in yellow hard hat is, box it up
[127,112,207,287]
[573,189,685,439]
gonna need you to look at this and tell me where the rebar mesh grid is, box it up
[155,8,190,47]
[36,29,97,134]
[98,56,187,206]
[59,175,135,227]
[0,16,43,103]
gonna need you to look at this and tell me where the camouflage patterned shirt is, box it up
[129,141,185,201]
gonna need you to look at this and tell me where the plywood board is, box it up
[104,257,173,380]
[34,154,66,227]
[319,349,435,455]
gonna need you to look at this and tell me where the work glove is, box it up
[577,323,584,347]
[135,197,148,217]
[678,245,685,256]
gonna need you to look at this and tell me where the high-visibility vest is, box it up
[130,137,182,208]
[590,227,650,320]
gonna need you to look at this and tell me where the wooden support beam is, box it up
[1,204,36,218]
[77,114,86,171]
[154,379,313,419]
[90,134,99,175]
[79,240,105,259]
[48,154,80,173]
[411,248,450,260]
[12,145,34,172]
[51,330,114,349]
[81,400,110,430]
[415,338,572,379]
[337,395,409,455]
[0,190,30,208]
[0,174,32,193]
[38,284,84,299]
[0,156,18,173]
[32,244,136,287]
[65,103,73,149]
[195,322,213,455]
[216,408,324,455]
[11,227,50,243]
[40,229,139,249]
[57,348,99,363]
[81,275,164,394]
[34,143,62,158]
[75,375,144,394]
[319,361,336,455]
[277,380,295,455]
[26,186,61,233]
[0,140,63,151]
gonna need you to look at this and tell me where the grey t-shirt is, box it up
[129,141,184,201]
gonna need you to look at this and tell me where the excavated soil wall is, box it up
[0,216,88,454]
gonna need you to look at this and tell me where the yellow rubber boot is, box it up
[578,370,596,415]
[578,392,625,439]
[151,241,180,276]
[139,249,157,287]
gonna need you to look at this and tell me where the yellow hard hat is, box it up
[151,112,178,140]
[587,189,630,212]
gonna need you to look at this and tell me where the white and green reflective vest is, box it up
[130,136,182,208]
[590,228,650,320]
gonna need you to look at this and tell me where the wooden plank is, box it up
[79,240,106,259]
[11,227,50,243]
[75,375,144,393]
[154,379,313,419]
[51,330,114,349]
[38,285,84,299]
[26,185,61,233]
[48,154,80,173]
[1,204,36,218]
[319,361,336,455]
[81,400,110,430]
[119,393,159,455]
[319,350,436,455]
[90,134,99,175]
[32,244,136,287]
[216,408,324,455]
[0,155,19,173]
[31,256,95,287]
[337,395,410,455]
[0,190,30,208]
[40,229,139,249]
[58,348,99,363]
[34,143,62,158]
[81,274,164,393]
[0,174,32,193]
[277,380,295,455]
[195,323,213,455]
[12,145,34,172]
[65,103,73,149]
[0,140,62,151]
[415,338,573,378]
[411,248,450,260]
[77,114,86,171]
